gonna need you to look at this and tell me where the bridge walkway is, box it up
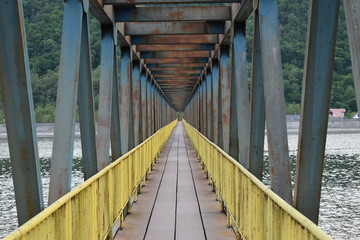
[115,122,235,240]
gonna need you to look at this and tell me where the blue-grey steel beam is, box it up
[0,0,44,224]
[212,59,220,145]
[49,0,83,204]
[344,0,360,116]
[295,0,340,223]
[203,78,207,137]
[141,70,148,141]
[97,25,114,170]
[78,10,98,178]
[132,60,141,146]
[231,23,250,166]
[207,69,214,141]
[219,45,231,153]
[120,47,132,155]
[259,0,292,204]
[248,10,265,181]
[147,80,152,137]
[111,46,121,162]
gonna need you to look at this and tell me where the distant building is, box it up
[329,108,346,118]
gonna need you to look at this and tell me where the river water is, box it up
[0,133,359,239]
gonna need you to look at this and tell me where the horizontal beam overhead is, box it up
[125,22,224,35]
[137,44,214,51]
[144,58,208,63]
[149,67,204,71]
[132,34,219,44]
[115,6,231,22]
[141,51,210,59]
[152,70,201,74]
[155,76,198,79]
[154,74,198,77]
[146,63,206,68]
[105,0,239,4]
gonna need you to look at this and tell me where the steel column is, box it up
[132,60,141,146]
[344,0,360,115]
[78,10,98,178]
[147,80,152,137]
[231,23,250,166]
[219,45,231,153]
[207,70,214,141]
[295,0,340,223]
[119,47,132,155]
[49,0,83,204]
[97,25,114,170]
[0,0,44,224]
[212,59,220,145]
[248,10,265,180]
[259,0,292,204]
[203,78,207,137]
[141,70,148,141]
[111,46,121,162]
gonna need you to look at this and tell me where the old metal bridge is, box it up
[1,0,359,239]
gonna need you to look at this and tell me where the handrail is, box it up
[4,120,177,240]
[183,120,332,240]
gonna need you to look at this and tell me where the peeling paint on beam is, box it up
[137,44,214,51]
[115,6,231,22]
[125,22,224,35]
[132,34,219,45]
[141,50,211,59]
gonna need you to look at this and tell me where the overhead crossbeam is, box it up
[141,50,211,59]
[132,34,219,44]
[125,22,224,35]
[105,0,239,4]
[144,58,208,64]
[115,6,231,22]
[137,44,214,51]
[146,63,206,68]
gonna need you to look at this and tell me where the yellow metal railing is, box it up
[183,120,332,240]
[4,120,177,240]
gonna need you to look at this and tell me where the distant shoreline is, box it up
[0,119,359,139]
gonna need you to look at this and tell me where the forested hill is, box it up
[1,0,355,122]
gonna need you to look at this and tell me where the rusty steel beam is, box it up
[132,34,219,45]
[145,58,208,64]
[154,74,198,77]
[48,0,83,205]
[137,44,214,51]
[141,50,211,59]
[146,63,206,68]
[115,6,231,22]
[156,76,198,80]
[125,22,224,35]
[106,0,239,4]
[295,0,340,224]
[259,0,292,204]
[152,70,201,75]
[150,67,203,71]
[0,0,44,224]
[248,10,265,181]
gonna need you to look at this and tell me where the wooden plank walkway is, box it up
[115,122,235,240]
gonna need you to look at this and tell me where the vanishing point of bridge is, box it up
[1,0,360,239]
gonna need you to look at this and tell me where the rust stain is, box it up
[150,29,161,35]
[170,10,185,20]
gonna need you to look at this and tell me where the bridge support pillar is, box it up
[97,25,115,170]
[230,23,250,166]
[344,0,360,119]
[120,47,132,155]
[140,69,148,141]
[248,9,265,181]
[206,68,214,142]
[49,0,86,204]
[0,0,44,224]
[133,60,141,146]
[219,45,231,153]
[212,59,220,145]
[258,0,292,204]
[295,0,340,224]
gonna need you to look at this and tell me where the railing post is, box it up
[258,0,292,204]
[295,0,340,223]
[78,7,98,178]
[97,25,115,170]
[0,0,44,224]
[48,0,84,204]
[132,59,141,146]
[212,59,220,145]
[219,45,231,153]
[248,9,265,181]
[344,0,360,118]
